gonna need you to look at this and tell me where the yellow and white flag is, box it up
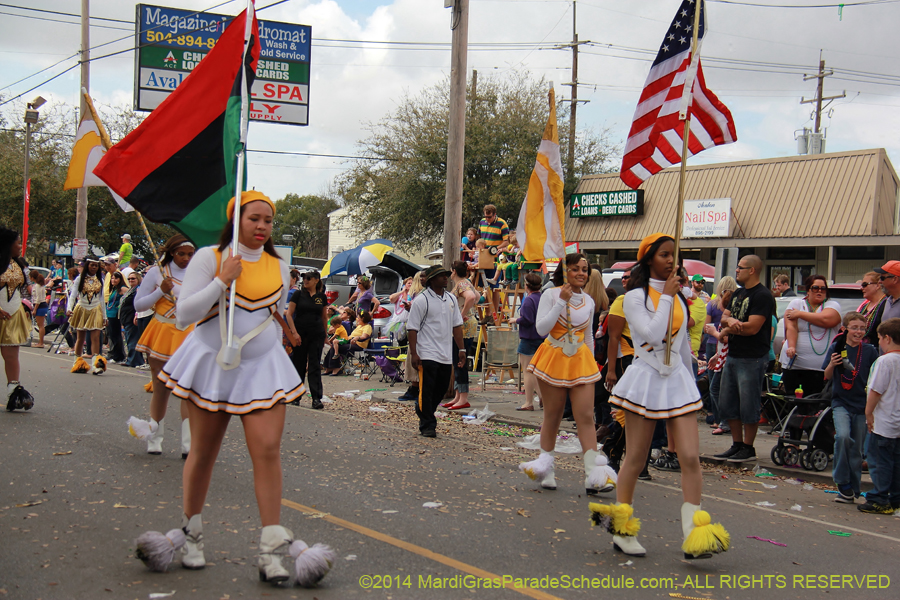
[516,87,565,261]
[64,106,134,212]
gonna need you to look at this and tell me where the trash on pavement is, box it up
[790,504,802,511]
[755,501,776,507]
[465,404,496,425]
[827,530,851,537]
[517,434,582,454]
[422,502,443,509]
[747,536,787,547]
[368,406,387,412]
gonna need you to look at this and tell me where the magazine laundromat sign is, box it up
[135,4,311,125]
[569,190,644,218]
[683,198,732,238]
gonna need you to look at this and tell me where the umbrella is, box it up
[321,239,393,278]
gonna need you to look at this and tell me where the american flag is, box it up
[620,0,736,190]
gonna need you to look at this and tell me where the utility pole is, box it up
[800,51,845,134]
[560,1,588,195]
[442,0,468,270]
[75,0,90,243]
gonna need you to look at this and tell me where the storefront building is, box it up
[566,148,900,287]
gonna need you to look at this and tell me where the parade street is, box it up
[1,348,897,600]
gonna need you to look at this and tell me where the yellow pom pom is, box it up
[144,381,154,393]
[693,510,711,527]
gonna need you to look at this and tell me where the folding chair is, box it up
[377,344,407,386]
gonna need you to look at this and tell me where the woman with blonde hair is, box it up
[398,271,426,401]
[702,276,738,432]
[857,270,886,345]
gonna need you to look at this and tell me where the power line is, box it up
[0,2,134,23]
[248,149,397,162]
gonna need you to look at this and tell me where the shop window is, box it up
[835,246,884,261]
[768,247,815,260]
[616,250,637,262]
[680,249,702,260]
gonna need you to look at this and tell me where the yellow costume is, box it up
[527,287,600,387]
[0,261,30,345]
[136,263,194,361]
[67,273,105,331]
[159,244,304,414]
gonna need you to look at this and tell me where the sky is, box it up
[2,0,900,205]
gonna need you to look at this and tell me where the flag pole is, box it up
[546,85,574,345]
[664,0,703,366]
[82,89,160,266]
[226,0,255,353]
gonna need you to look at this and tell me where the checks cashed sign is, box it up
[135,4,311,126]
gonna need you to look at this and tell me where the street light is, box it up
[23,96,46,222]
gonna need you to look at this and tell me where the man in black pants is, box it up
[407,266,466,437]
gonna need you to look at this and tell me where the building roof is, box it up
[567,148,900,248]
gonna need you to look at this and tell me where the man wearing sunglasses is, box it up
[713,255,775,463]
[874,261,900,325]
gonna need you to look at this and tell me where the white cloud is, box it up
[2,0,899,203]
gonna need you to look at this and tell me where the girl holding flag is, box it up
[127,235,195,457]
[590,234,729,560]
[135,192,332,585]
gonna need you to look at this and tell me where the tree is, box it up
[0,97,176,263]
[337,71,619,252]
[271,193,339,258]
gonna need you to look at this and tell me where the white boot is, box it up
[519,451,555,489]
[181,514,206,569]
[590,502,645,557]
[681,502,730,559]
[148,418,164,455]
[181,419,191,459]
[584,449,616,495]
[258,525,293,584]
[613,535,647,556]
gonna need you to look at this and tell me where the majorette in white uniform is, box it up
[520,284,615,496]
[158,242,304,412]
[527,287,601,387]
[609,279,702,419]
[590,233,729,562]
[134,261,193,362]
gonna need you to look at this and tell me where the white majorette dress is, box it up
[159,243,304,413]
[67,273,105,331]
[609,280,702,419]
[527,287,601,387]
[134,263,193,361]
[0,260,30,346]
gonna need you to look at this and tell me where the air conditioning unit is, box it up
[334,246,345,255]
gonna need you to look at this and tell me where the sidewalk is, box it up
[349,373,868,490]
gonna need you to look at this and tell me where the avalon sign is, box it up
[134,4,311,126]
[682,198,732,238]
[569,190,644,218]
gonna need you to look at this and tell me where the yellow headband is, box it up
[226,191,276,220]
[637,233,673,261]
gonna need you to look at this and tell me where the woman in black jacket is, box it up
[285,271,329,409]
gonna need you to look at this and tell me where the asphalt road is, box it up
[1,348,898,600]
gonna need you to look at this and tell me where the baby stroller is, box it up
[769,386,835,472]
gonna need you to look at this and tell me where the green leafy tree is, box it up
[0,97,175,263]
[271,193,339,259]
[337,71,619,252]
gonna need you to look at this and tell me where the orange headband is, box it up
[226,191,276,220]
[637,233,672,261]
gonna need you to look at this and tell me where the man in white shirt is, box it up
[407,265,466,438]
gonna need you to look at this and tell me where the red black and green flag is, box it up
[94,3,259,247]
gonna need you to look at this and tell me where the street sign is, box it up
[569,190,644,218]
[134,4,311,126]
[73,238,89,261]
